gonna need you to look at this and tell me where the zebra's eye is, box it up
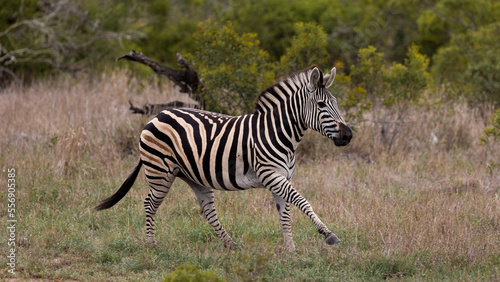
[317,101,327,108]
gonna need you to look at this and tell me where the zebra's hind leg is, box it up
[143,169,176,246]
[272,193,296,252]
[188,182,239,250]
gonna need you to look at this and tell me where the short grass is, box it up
[0,73,499,281]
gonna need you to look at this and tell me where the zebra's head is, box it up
[304,66,352,147]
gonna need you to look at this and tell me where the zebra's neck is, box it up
[254,69,312,114]
[253,70,311,151]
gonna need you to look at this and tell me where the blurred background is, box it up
[1,0,498,105]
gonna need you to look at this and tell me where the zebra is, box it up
[95,65,352,252]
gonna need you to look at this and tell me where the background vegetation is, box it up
[1,0,499,280]
[2,0,499,106]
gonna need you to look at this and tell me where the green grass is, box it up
[0,74,499,280]
[1,149,498,281]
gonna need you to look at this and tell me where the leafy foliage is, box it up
[350,46,386,102]
[340,45,430,117]
[483,109,500,142]
[278,22,329,75]
[191,21,274,115]
[335,45,432,148]
[0,0,137,84]
[128,0,223,64]
[384,44,432,107]
[432,22,500,104]
[482,109,500,173]
[1,0,498,108]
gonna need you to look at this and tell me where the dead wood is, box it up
[118,50,199,95]
[128,100,199,116]
[118,50,204,112]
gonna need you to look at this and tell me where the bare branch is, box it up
[118,50,202,104]
[129,100,200,116]
[0,0,137,86]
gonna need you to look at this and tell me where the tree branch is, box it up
[129,100,199,116]
[118,50,204,109]
[118,50,195,93]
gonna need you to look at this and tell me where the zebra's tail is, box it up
[94,160,143,211]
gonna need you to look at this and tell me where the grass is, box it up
[0,72,499,281]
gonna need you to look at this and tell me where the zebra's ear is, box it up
[323,67,336,88]
[308,67,321,91]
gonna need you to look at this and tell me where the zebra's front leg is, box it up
[272,193,296,252]
[188,183,239,250]
[262,173,341,245]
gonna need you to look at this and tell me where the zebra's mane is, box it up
[254,66,324,113]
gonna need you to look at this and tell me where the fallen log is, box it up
[128,100,199,116]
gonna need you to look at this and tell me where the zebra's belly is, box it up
[184,162,263,191]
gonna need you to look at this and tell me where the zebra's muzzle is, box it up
[333,122,352,146]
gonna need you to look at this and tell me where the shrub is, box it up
[432,22,500,105]
[278,22,329,75]
[482,109,500,174]
[483,109,500,142]
[337,45,432,149]
[340,45,431,120]
[0,0,136,85]
[350,46,386,102]
[333,46,385,123]
[383,44,432,107]
[191,21,275,115]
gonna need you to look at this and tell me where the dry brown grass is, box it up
[0,72,197,173]
[294,95,499,277]
[293,150,499,266]
[0,72,498,280]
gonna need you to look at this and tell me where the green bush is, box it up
[432,22,500,105]
[278,22,329,75]
[192,21,330,115]
[482,109,500,174]
[383,44,432,107]
[335,45,432,149]
[483,109,500,142]
[350,46,386,103]
[191,21,275,115]
[346,45,431,112]
[0,0,139,84]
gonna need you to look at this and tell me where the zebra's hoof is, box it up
[145,240,158,248]
[224,241,241,251]
[325,233,341,245]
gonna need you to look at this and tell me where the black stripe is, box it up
[201,119,215,188]
[228,117,244,189]
[147,115,198,182]
[275,82,294,140]
[214,118,236,189]
[268,110,289,157]
[241,115,251,175]
[175,113,204,184]
[141,159,168,175]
